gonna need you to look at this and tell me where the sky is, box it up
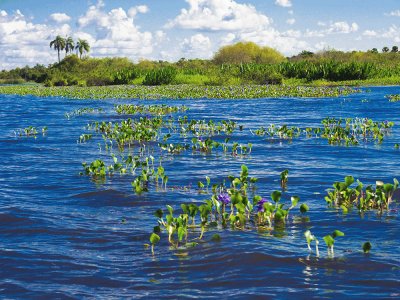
[0,0,400,69]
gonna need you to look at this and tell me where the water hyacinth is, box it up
[257,198,269,212]
[0,84,360,100]
[217,193,231,205]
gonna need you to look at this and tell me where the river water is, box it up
[0,86,399,299]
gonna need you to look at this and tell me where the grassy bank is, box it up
[2,42,400,88]
[0,84,360,100]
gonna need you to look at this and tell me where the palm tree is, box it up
[65,37,75,55]
[75,39,90,59]
[50,35,66,63]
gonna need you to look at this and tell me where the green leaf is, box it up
[271,190,282,203]
[181,204,188,214]
[241,164,248,175]
[150,233,160,245]
[166,205,174,216]
[376,180,384,187]
[253,195,262,205]
[332,230,345,238]
[340,205,349,214]
[362,241,372,253]
[250,177,258,183]
[211,234,221,242]
[274,209,284,222]
[154,209,163,218]
[300,203,309,214]
[304,230,315,244]
[344,176,354,187]
[323,235,335,247]
[178,227,185,241]
[393,178,399,190]
[291,196,299,207]
[153,226,161,234]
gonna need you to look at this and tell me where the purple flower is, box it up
[217,193,230,205]
[257,198,268,212]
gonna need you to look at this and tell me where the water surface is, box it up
[0,87,399,299]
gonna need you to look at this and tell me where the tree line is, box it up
[50,36,90,63]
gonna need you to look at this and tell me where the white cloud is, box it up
[239,29,309,55]
[0,9,73,69]
[77,2,153,58]
[220,33,237,45]
[128,5,149,18]
[275,0,292,8]
[49,13,71,23]
[0,1,156,68]
[165,0,308,56]
[381,25,400,42]
[305,21,358,37]
[181,33,212,58]
[363,30,377,37]
[286,18,295,25]
[385,10,400,17]
[327,22,359,34]
[166,0,270,31]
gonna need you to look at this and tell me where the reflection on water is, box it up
[0,87,399,298]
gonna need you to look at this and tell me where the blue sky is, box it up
[0,0,400,69]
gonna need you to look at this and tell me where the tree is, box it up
[50,35,66,63]
[75,39,90,59]
[213,42,286,64]
[65,37,75,55]
[370,48,378,54]
[382,46,390,53]
[391,46,399,53]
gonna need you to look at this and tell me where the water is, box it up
[0,87,399,299]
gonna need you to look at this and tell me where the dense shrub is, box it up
[112,68,141,84]
[213,42,286,64]
[143,67,177,85]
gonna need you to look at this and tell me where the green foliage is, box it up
[278,60,377,82]
[112,68,141,84]
[0,85,360,100]
[363,242,372,253]
[3,42,400,86]
[213,42,286,64]
[143,67,177,85]
[325,176,399,211]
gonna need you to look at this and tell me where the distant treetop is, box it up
[213,42,286,65]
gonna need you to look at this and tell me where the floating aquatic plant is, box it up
[387,94,400,102]
[149,166,310,255]
[324,176,399,212]
[15,126,47,138]
[0,84,361,100]
[65,107,104,119]
[115,104,188,116]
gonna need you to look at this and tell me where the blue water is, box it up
[0,87,399,299]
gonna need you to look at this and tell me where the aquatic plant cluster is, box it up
[70,102,399,258]
[115,104,188,116]
[325,176,399,212]
[387,94,400,102]
[14,126,47,137]
[148,165,311,254]
[253,117,394,145]
[65,107,104,119]
[0,85,360,100]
